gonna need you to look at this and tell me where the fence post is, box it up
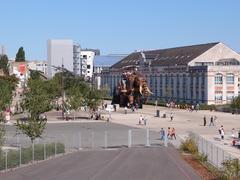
[211,143,213,164]
[128,130,132,148]
[5,151,8,171]
[104,131,107,149]
[44,143,46,160]
[145,129,150,147]
[55,141,57,157]
[201,137,203,154]
[17,135,19,145]
[78,132,82,150]
[32,141,35,162]
[91,131,94,149]
[19,145,22,166]
[164,134,168,147]
[216,147,219,168]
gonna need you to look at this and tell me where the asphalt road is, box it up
[0,147,200,180]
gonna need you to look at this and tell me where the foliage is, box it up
[16,72,54,142]
[16,116,46,143]
[195,153,208,162]
[0,143,65,170]
[220,159,240,180]
[85,89,102,111]
[0,54,9,75]
[231,96,240,110]
[199,104,216,111]
[15,47,25,62]
[0,76,18,111]
[180,138,198,154]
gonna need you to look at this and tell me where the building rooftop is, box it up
[111,42,219,68]
[94,55,127,67]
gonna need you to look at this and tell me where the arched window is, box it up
[226,73,234,84]
[215,73,223,85]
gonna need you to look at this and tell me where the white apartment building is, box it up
[101,42,240,105]
[80,50,95,80]
[47,39,80,77]
[27,61,47,75]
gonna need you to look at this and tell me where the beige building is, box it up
[101,42,240,105]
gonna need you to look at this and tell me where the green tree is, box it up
[0,75,18,150]
[0,54,9,75]
[16,72,52,143]
[15,47,25,62]
[231,96,240,111]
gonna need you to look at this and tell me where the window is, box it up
[87,65,91,69]
[215,91,223,102]
[215,73,223,85]
[226,91,234,101]
[226,73,234,84]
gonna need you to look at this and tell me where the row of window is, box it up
[215,73,235,85]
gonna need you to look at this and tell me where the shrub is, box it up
[180,138,198,154]
[199,104,216,111]
[220,159,240,180]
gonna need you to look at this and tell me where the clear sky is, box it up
[0,0,240,60]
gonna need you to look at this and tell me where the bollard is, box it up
[19,145,22,166]
[145,129,150,147]
[78,132,82,150]
[104,131,108,149]
[5,151,8,171]
[128,130,132,148]
[44,143,46,160]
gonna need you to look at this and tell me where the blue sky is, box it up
[0,0,240,60]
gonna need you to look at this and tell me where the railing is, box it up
[1,128,165,172]
[191,133,237,168]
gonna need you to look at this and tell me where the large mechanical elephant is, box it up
[112,71,152,108]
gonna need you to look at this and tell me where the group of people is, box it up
[138,115,147,126]
[159,127,176,140]
[203,115,217,126]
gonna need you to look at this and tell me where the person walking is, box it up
[160,128,165,140]
[209,116,214,126]
[220,126,225,140]
[170,113,173,121]
[167,127,172,139]
[143,116,147,126]
[139,115,143,125]
[124,106,127,114]
[231,128,236,138]
[203,115,206,126]
[171,127,176,139]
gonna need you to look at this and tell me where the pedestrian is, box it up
[231,128,236,138]
[124,106,127,114]
[160,128,165,140]
[113,104,116,112]
[139,115,143,125]
[143,116,147,126]
[220,126,225,140]
[209,116,214,126]
[203,115,206,126]
[170,113,173,121]
[167,127,172,139]
[191,105,194,112]
[171,127,176,139]
[196,103,200,111]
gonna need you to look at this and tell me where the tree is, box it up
[16,72,52,142]
[231,96,240,110]
[0,75,18,150]
[0,54,9,75]
[15,47,25,62]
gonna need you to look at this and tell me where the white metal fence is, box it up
[1,128,165,172]
[191,133,238,168]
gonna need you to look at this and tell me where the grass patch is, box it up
[0,142,65,171]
